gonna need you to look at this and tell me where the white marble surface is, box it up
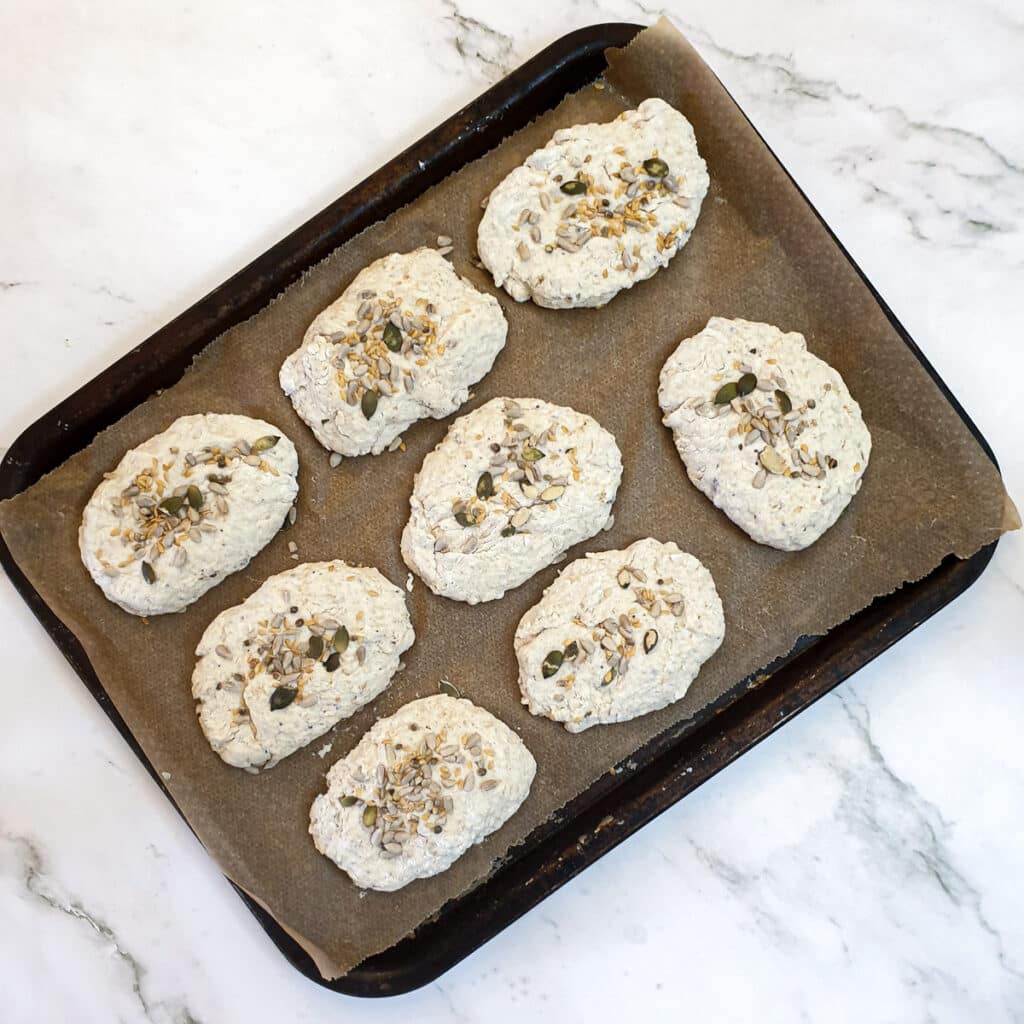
[1,0,1022,1019]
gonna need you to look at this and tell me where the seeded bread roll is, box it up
[401,397,623,604]
[79,413,299,616]
[477,97,709,309]
[310,694,536,891]
[658,317,872,551]
[192,560,414,772]
[279,248,508,457]
[516,538,725,732]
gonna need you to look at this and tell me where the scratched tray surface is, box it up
[0,24,999,997]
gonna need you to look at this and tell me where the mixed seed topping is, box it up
[434,400,579,555]
[96,436,282,584]
[210,587,364,728]
[338,726,503,859]
[691,361,839,489]
[511,145,691,273]
[541,564,678,691]
[320,290,442,419]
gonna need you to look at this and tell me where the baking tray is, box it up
[0,23,1001,997]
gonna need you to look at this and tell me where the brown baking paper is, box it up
[0,19,1014,979]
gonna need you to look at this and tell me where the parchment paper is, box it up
[0,19,1014,979]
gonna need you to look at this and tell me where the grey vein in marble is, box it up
[834,693,1024,989]
[2,829,202,1024]
[443,0,514,80]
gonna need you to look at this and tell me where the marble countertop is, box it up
[2,1,1022,1020]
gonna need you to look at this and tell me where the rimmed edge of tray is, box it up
[0,22,1001,996]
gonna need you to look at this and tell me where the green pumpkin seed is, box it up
[541,650,564,678]
[333,625,350,653]
[307,634,324,659]
[643,629,659,654]
[340,795,358,807]
[521,447,545,462]
[643,157,670,177]
[158,495,184,515]
[560,179,586,195]
[439,680,462,699]
[775,389,792,414]
[602,668,616,686]
[476,472,494,499]
[141,561,156,584]
[617,568,631,588]
[361,389,378,419]
[454,510,478,528]
[500,525,516,537]
[362,804,378,828]
[270,686,296,711]
[564,641,579,661]
[737,373,757,397]
[252,435,280,452]
[383,321,402,352]
[714,381,739,405]
[324,651,341,672]
[186,485,204,509]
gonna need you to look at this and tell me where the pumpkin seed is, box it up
[775,389,792,414]
[643,629,658,654]
[340,795,358,807]
[602,668,616,686]
[541,650,564,678]
[333,625,350,653]
[270,686,296,711]
[564,641,579,661]
[454,510,478,528]
[141,561,156,584]
[383,321,402,352]
[252,435,280,452]
[759,446,786,475]
[158,495,184,515]
[438,680,462,698]
[186,485,204,509]
[476,472,494,499]
[362,804,378,828]
[560,179,586,195]
[361,389,378,419]
[643,157,669,177]
[737,373,757,397]
[501,525,516,537]
[307,634,324,659]
[324,651,341,672]
[714,381,739,405]
[617,568,631,588]
[521,447,545,462]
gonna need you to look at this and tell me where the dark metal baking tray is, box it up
[0,22,1001,997]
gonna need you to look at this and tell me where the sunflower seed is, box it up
[643,629,658,654]
[759,447,786,475]
[540,485,564,501]
[510,508,531,529]
[752,468,768,489]
[480,779,499,792]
